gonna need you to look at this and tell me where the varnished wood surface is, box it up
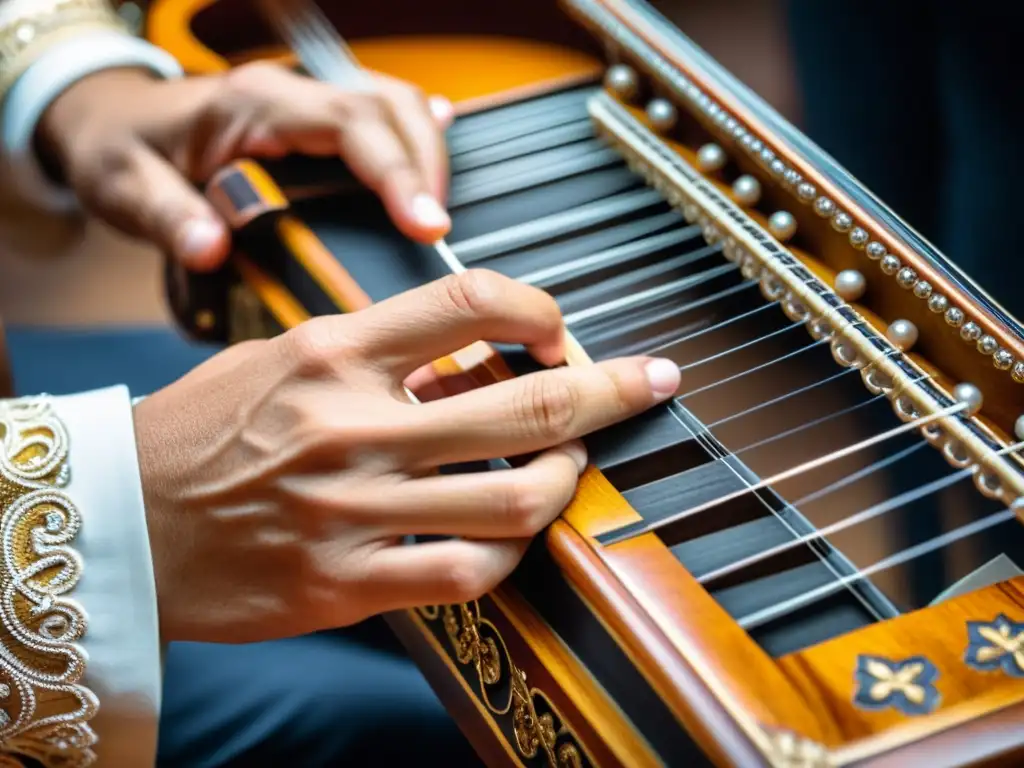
[146,0,603,101]
[782,578,1024,754]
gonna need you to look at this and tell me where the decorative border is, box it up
[415,602,593,767]
[0,397,97,768]
[563,0,1024,386]
[0,0,129,98]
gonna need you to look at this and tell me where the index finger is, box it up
[345,270,568,375]
[399,355,682,469]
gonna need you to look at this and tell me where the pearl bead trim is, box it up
[565,0,1024,386]
[590,89,1024,497]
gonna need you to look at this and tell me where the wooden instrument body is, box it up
[148,0,1024,765]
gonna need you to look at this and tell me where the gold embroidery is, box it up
[0,0,129,99]
[0,397,96,768]
[420,602,591,767]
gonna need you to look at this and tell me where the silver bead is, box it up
[977,335,998,356]
[849,228,869,249]
[880,255,901,274]
[831,212,853,232]
[994,349,1014,370]
[813,197,836,217]
[928,294,949,313]
[646,98,677,132]
[886,319,919,351]
[913,281,933,299]
[960,322,982,342]
[768,211,797,241]
[1014,361,1024,383]
[896,267,917,289]
[732,175,762,206]
[1015,414,1024,441]
[866,241,887,260]
[605,64,639,100]
[834,269,866,301]
[953,382,984,415]
[696,143,727,173]
[945,307,965,327]
[797,182,816,201]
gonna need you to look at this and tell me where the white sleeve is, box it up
[0,30,183,212]
[0,386,160,767]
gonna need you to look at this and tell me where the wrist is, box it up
[35,67,161,182]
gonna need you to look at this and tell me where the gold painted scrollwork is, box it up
[759,726,833,768]
[418,602,592,767]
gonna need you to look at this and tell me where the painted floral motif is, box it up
[964,614,1024,678]
[852,654,940,716]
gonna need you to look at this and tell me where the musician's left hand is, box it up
[36,62,455,271]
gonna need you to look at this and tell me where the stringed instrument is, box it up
[146,0,1024,765]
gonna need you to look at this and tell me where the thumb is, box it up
[84,146,231,271]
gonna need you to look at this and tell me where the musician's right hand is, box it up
[132,270,680,644]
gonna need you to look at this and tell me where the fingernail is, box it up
[178,218,223,265]
[411,193,451,230]
[428,95,454,128]
[562,441,588,473]
[644,357,681,398]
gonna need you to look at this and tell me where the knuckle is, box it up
[89,142,135,179]
[514,374,580,441]
[601,366,637,414]
[389,81,427,109]
[440,561,490,603]
[499,481,552,536]
[222,61,288,94]
[435,269,506,317]
[283,318,359,378]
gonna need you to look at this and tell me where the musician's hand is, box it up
[133,271,681,644]
[37,63,454,271]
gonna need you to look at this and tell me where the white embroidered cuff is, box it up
[54,385,161,766]
[1,30,183,211]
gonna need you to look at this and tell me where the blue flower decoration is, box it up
[964,614,1024,678]
[852,654,940,716]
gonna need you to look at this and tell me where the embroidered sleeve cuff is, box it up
[1,30,183,211]
[56,386,161,766]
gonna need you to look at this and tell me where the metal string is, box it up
[677,339,826,400]
[642,299,778,356]
[702,440,1024,588]
[562,262,734,326]
[734,392,886,454]
[736,502,1022,630]
[603,400,970,544]
[705,366,859,430]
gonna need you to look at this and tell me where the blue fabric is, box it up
[5,325,220,397]
[5,325,479,767]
